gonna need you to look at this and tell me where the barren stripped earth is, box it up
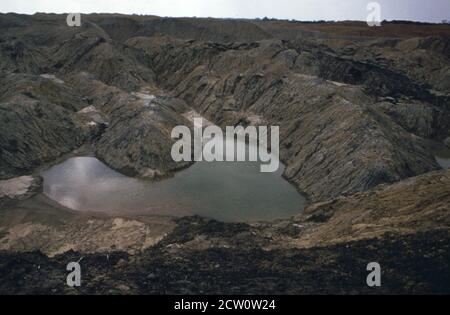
[0,14,449,294]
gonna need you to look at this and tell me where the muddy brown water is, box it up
[42,138,305,222]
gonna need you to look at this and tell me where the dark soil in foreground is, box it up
[0,219,448,295]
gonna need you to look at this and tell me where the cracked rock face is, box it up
[92,88,193,178]
[0,95,85,179]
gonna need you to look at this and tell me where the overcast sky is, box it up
[1,0,449,23]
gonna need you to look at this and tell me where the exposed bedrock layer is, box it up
[376,100,450,139]
[66,72,194,178]
[319,35,450,96]
[94,94,193,178]
[0,73,87,179]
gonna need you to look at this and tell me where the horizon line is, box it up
[1,12,449,25]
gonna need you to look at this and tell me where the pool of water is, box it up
[427,140,450,169]
[42,138,305,222]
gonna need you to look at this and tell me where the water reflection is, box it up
[427,140,450,169]
[42,139,305,222]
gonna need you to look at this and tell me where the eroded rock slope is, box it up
[1,14,448,202]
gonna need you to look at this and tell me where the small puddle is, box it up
[426,140,450,169]
[42,138,305,222]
